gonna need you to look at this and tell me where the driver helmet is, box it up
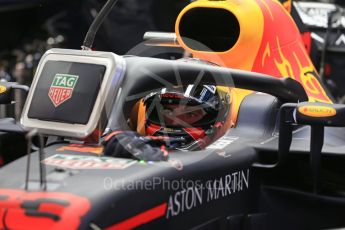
[143,84,232,150]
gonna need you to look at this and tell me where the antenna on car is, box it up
[25,129,46,190]
[82,0,119,50]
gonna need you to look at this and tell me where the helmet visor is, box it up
[160,104,207,126]
[146,100,218,128]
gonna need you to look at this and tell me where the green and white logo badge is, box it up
[48,74,79,107]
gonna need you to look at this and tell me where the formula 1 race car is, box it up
[0,0,345,229]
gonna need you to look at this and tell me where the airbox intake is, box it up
[177,7,240,52]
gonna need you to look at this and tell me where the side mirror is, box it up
[278,102,345,194]
[295,102,345,127]
[0,82,29,104]
[0,82,14,104]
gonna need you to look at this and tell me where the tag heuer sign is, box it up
[48,74,79,107]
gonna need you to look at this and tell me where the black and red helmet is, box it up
[143,84,231,150]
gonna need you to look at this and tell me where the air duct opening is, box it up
[178,7,240,52]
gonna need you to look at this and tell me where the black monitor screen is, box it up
[28,61,106,124]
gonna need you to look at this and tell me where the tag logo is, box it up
[0,85,6,94]
[298,105,337,118]
[48,74,78,107]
